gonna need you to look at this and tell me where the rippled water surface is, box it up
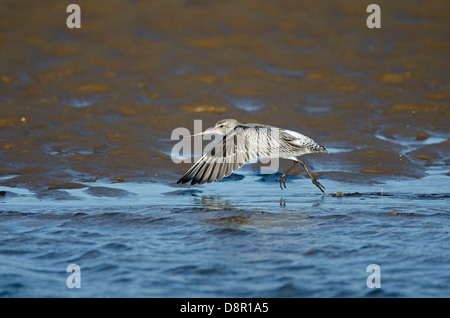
[1,0,449,297]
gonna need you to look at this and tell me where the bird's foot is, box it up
[279,174,287,190]
[312,179,326,194]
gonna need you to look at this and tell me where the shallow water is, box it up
[1,0,449,297]
[1,171,449,297]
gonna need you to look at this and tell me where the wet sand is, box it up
[0,0,449,297]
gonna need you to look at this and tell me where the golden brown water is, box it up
[1,0,449,195]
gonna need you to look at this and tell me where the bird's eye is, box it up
[219,125,224,128]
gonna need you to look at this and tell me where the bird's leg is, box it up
[279,161,299,190]
[298,159,326,193]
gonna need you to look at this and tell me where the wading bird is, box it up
[177,119,327,193]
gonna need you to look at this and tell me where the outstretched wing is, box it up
[177,129,254,185]
[177,125,290,185]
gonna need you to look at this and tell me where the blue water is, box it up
[1,168,448,297]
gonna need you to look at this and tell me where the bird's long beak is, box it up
[189,127,220,137]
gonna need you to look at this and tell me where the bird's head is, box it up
[211,119,240,135]
[190,119,241,137]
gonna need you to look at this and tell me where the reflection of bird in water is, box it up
[194,195,235,211]
[177,119,327,193]
[280,194,327,208]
